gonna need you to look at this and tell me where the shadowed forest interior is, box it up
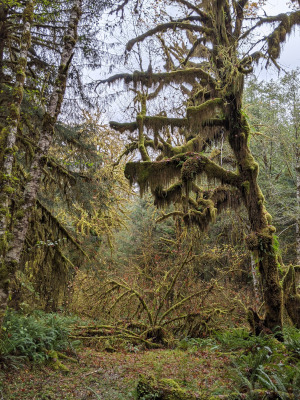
[0,0,300,398]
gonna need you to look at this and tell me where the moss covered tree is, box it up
[0,0,123,324]
[99,1,300,334]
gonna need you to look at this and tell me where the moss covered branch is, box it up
[126,22,213,52]
[98,67,216,88]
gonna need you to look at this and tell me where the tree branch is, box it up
[126,22,213,52]
[97,67,216,88]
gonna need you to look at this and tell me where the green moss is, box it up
[12,86,23,101]
[153,183,182,208]
[47,350,70,373]
[4,147,16,154]
[160,379,180,389]
[144,116,188,132]
[241,180,250,194]
[245,232,259,250]
[16,70,26,78]
[9,104,20,119]
[265,212,272,224]
[15,210,25,219]
[124,160,182,196]
[63,35,76,45]
[18,57,27,68]
[23,1,34,23]
[136,375,198,400]
[110,121,137,133]
[3,186,15,194]
[187,99,224,131]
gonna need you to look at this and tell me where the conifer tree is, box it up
[0,0,123,323]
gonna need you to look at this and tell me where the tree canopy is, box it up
[98,0,300,334]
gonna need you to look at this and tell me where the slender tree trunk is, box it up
[0,0,82,326]
[283,265,300,328]
[0,3,8,81]
[0,0,34,324]
[283,83,300,328]
[296,129,300,265]
[250,253,261,311]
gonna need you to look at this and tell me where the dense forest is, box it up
[0,0,300,398]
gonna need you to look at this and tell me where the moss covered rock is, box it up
[136,375,199,399]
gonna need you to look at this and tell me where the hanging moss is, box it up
[267,11,300,59]
[181,156,206,187]
[99,67,215,89]
[144,115,188,132]
[124,159,182,196]
[153,183,183,208]
[172,136,204,156]
[210,186,241,212]
[183,204,217,231]
[179,154,240,190]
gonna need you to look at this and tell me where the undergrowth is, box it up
[216,327,300,399]
[0,310,80,368]
[2,312,300,399]
[175,327,300,399]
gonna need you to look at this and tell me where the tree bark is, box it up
[250,253,261,311]
[228,86,283,334]
[296,121,300,265]
[283,265,300,328]
[0,0,34,325]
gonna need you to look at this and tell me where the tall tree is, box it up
[245,72,300,265]
[99,1,300,333]
[0,0,119,324]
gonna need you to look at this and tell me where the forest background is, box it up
[0,0,300,399]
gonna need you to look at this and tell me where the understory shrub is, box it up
[215,328,300,399]
[0,309,79,367]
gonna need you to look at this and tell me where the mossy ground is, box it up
[1,346,233,399]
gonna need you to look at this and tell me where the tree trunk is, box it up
[283,265,300,328]
[0,0,34,325]
[228,86,283,334]
[250,253,261,311]
[296,130,300,265]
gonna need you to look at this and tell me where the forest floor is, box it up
[2,344,234,399]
